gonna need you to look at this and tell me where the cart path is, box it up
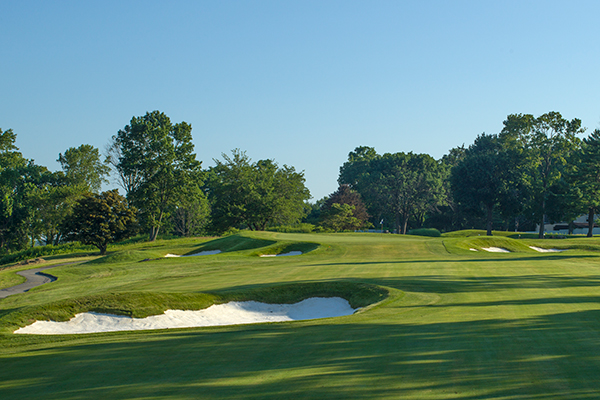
[0,262,79,299]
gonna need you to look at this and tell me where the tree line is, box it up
[324,111,600,239]
[0,111,310,255]
[2,109,598,255]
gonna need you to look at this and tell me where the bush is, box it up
[0,243,96,266]
[408,228,442,237]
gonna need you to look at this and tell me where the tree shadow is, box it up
[2,309,600,399]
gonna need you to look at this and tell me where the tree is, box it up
[498,112,584,237]
[450,134,522,236]
[207,149,311,232]
[58,144,110,193]
[570,129,600,236]
[340,148,445,234]
[64,190,137,255]
[321,184,370,229]
[111,111,202,241]
[320,203,362,231]
[171,184,210,237]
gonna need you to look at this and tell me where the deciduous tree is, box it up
[64,190,137,255]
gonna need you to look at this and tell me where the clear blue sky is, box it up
[2,0,599,201]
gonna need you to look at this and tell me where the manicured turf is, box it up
[2,231,600,399]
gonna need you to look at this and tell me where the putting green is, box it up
[1,231,600,399]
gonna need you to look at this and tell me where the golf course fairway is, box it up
[2,231,600,399]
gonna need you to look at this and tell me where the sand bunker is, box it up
[482,247,511,253]
[260,251,302,257]
[165,250,222,258]
[469,248,478,252]
[529,246,566,253]
[14,297,355,335]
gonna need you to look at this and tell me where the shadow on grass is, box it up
[185,235,276,255]
[2,308,600,399]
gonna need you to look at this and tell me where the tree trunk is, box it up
[486,204,493,236]
[588,207,595,237]
[538,198,546,239]
[402,214,409,235]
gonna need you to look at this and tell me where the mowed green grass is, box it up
[2,231,600,399]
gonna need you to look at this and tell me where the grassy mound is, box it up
[454,236,535,253]
[255,241,320,256]
[87,250,165,264]
[3,282,388,331]
[408,228,441,237]
[185,234,276,254]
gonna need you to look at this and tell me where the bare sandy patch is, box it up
[14,297,355,335]
[529,246,566,253]
[482,247,511,253]
[260,251,302,257]
[165,250,222,258]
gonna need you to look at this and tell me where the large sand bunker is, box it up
[14,297,355,335]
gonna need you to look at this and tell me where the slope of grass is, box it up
[3,232,600,399]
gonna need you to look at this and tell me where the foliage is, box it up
[320,203,363,232]
[450,134,524,236]
[171,184,210,237]
[321,184,371,229]
[63,190,137,255]
[111,111,203,241]
[0,242,95,266]
[58,144,110,193]
[569,129,600,236]
[501,112,584,238]
[207,149,310,233]
[339,148,446,234]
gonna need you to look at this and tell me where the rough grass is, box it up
[5,231,600,398]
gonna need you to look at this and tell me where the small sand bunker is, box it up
[529,246,566,253]
[165,250,222,258]
[482,247,511,253]
[260,251,302,257]
[469,248,478,252]
[14,297,355,335]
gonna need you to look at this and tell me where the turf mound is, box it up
[15,297,357,334]
[256,242,319,257]
[87,250,165,264]
[5,282,389,333]
[185,234,276,254]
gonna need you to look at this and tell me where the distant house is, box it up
[540,214,600,235]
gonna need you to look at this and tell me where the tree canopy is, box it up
[111,111,203,241]
[63,190,137,255]
[207,149,310,232]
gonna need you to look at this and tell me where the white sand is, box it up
[469,248,478,252]
[14,297,355,335]
[529,246,566,253]
[165,250,222,258]
[260,251,303,257]
[482,247,511,253]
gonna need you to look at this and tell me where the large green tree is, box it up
[58,144,110,193]
[207,150,310,232]
[339,148,445,234]
[450,134,524,236]
[570,129,600,236]
[63,190,137,255]
[321,184,370,229]
[111,111,203,241]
